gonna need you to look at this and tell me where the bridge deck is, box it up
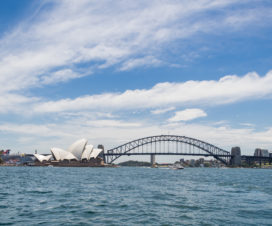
[104,153,231,157]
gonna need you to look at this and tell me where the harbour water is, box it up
[1,167,272,225]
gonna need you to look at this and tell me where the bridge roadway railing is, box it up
[104,135,232,165]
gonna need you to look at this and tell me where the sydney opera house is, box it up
[34,139,105,167]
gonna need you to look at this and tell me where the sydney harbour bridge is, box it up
[103,135,272,166]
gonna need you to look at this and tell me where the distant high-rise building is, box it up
[190,159,195,166]
[254,148,269,157]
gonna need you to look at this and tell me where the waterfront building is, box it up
[1,153,35,165]
[50,148,78,161]
[81,144,94,161]
[34,139,103,163]
[180,158,185,163]
[254,148,269,157]
[90,148,103,159]
[34,154,52,162]
[189,159,195,167]
[67,139,88,160]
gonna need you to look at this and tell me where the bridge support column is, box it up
[98,144,106,163]
[150,154,156,165]
[230,147,241,166]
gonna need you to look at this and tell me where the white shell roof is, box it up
[51,148,77,161]
[51,148,64,161]
[90,148,103,159]
[34,154,52,162]
[50,139,102,161]
[64,152,78,160]
[81,144,94,160]
[67,139,87,160]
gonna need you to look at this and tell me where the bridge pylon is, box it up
[230,147,241,166]
[150,154,156,165]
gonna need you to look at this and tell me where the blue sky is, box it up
[0,0,272,159]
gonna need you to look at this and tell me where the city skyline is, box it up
[0,0,272,156]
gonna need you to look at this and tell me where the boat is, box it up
[170,163,184,170]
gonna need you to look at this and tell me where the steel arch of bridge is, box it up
[105,135,232,165]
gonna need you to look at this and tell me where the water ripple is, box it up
[1,167,272,225]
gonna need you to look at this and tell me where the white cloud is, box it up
[1,120,272,156]
[151,107,175,115]
[212,120,229,126]
[0,1,271,156]
[33,71,272,113]
[0,0,268,94]
[86,120,141,128]
[168,109,207,122]
[120,56,162,71]
[0,94,38,114]
[0,0,269,115]
[1,70,272,117]
[240,123,255,127]
[0,123,70,138]
[41,69,86,85]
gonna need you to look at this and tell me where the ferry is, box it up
[170,163,184,170]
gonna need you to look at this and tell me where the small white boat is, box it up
[170,163,184,170]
